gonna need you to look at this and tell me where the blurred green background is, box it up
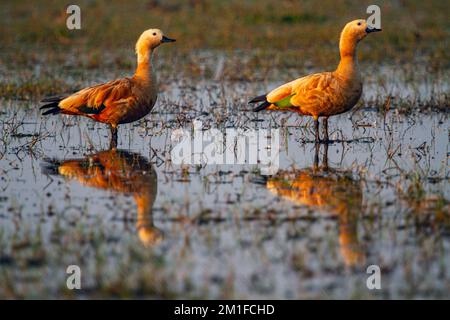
[0,0,448,98]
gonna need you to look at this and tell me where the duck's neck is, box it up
[135,193,153,225]
[134,49,155,82]
[336,36,359,79]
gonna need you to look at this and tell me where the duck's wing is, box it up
[249,79,296,111]
[250,72,335,113]
[289,72,336,113]
[41,78,136,117]
[266,81,298,107]
[60,78,136,115]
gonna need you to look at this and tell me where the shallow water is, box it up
[0,81,449,298]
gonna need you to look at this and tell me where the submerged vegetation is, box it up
[0,82,448,298]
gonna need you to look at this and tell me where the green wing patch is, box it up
[274,94,295,108]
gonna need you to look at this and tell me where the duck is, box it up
[41,149,162,247]
[266,144,365,267]
[40,29,175,147]
[249,19,381,143]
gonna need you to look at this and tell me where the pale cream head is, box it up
[138,226,163,247]
[342,19,369,43]
[339,19,381,57]
[135,28,175,59]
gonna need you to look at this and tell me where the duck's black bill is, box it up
[366,27,382,33]
[161,36,176,43]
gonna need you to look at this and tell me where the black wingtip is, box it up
[40,158,61,175]
[40,95,66,115]
[248,94,267,104]
[40,95,65,103]
[40,102,58,110]
[40,99,62,115]
[41,107,61,116]
[253,101,271,112]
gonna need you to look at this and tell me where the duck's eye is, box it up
[152,32,157,36]
[357,22,361,26]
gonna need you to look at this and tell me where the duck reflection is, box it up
[267,144,365,267]
[42,148,161,246]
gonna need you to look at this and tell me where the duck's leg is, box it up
[313,116,320,143]
[313,142,320,171]
[109,124,118,149]
[322,142,329,170]
[322,117,330,143]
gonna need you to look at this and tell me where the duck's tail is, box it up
[248,94,271,112]
[40,96,65,115]
[40,158,62,175]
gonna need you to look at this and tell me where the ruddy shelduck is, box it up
[249,19,381,143]
[40,29,175,146]
[266,144,365,267]
[42,149,161,246]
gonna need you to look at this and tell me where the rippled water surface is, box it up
[0,81,449,298]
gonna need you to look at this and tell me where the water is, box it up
[0,81,448,298]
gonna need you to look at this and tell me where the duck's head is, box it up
[339,19,381,57]
[138,226,164,247]
[135,28,175,56]
[341,19,381,43]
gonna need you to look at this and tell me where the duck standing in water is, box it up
[40,29,175,147]
[249,20,381,143]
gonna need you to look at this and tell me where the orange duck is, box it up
[249,20,381,143]
[266,144,365,267]
[40,29,175,147]
[42,148,161,246]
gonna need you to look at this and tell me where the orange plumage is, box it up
[266,145,365,267]
[42,149,161,246]
[40,29,175,146]
[249,19,381,143]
